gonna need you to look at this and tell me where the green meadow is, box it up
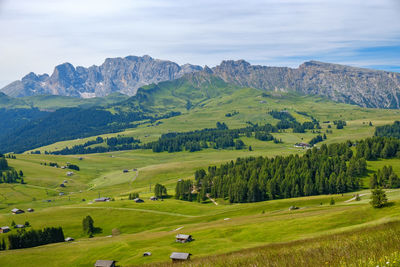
[1,90,400,266]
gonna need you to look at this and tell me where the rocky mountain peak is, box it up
[1,55,202,98]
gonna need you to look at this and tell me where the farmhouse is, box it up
[95,197,110,202]
[123,169,129,173]
[27,208,34,212]
[66,171,74,176]
[0,226,10,233]
[134,198,144,203]
[170,252,191,262]
[15,224,25,229]
[176,234,193,243]
[150,196,158,201]
[294,142,312,148]
[11,208,24,214]
[94,260,116,267]
[65,237,74,242]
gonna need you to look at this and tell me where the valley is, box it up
[0,84,400,266]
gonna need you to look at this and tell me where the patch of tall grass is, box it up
[150,220,400,267]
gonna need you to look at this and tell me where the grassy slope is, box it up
[31,88,400,153]
[1,89,400,266]
[0,93,129,110]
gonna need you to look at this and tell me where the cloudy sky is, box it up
[0,0,399,87]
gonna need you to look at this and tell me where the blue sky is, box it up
[0,0,399,87]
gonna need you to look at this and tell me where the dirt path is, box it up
[130,170,139,186]
[206,193,218,206]
[345,193,368,203]
[62,206,197,218]
[345,190,396,203]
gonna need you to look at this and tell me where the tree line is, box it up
[370,165,400,189]
[355,137,400,160]
[7,227,64,250]
[375,121,400,139]
[268,110,320,133]
[0,155,24,184]
[176,142,369,203]
[50,136,141,155]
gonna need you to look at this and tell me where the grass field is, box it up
[1,91,400,266]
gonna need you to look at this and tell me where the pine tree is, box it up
[330,198,335,205]
[370,188,388,208]
[82,216,94,236]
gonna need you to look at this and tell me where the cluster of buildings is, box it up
[94,234,193,265]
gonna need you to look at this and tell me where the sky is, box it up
[0,0,400,87]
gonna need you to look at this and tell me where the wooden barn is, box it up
[170,252,191,262]
[175,234,193,243]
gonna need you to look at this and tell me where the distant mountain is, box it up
[212,60,400,109]
[1,55,202,98]
[2,55,400,108]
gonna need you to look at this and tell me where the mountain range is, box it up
[2,55,400,109]
[1,55,202,98]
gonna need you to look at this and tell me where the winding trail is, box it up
[345,190,396,203]
[62,206,197,218]
[206,193,218,206]
[130,170,139,186]
[345,193,368,203]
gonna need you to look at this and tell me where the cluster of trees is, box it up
[192,143,367,203]
[51,136,141,155]
[145,122,285,153]
[154,183,167,198]
[0,156,24,184]
[254,131,274,141]
[268,110,320,133]
[370,165,400,189]
[7,227,64,250]
[375,121,400,139]
[145,123,243,153]
[0,156,8,170]
[68,164,80,171]
[175,180,194,201]
[333,120,347,129]
[309,134,326,146]
[355,137,400,160]
[82,216,95,237]
[225,111,239,117]
[128,192,139,199]
[0,169,24,184]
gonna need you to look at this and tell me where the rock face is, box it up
[2,56,400,108]
[212,60,400,109]
[1,55,202,98]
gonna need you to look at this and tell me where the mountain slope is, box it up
[1,55,202,98]
[0,69,237,153]
[212,60,400,109]
[3,55,400,108]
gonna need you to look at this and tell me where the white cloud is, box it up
[0,0,399,87]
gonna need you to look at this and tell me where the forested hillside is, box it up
[375,121,400,139]
[191,137,400,203]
